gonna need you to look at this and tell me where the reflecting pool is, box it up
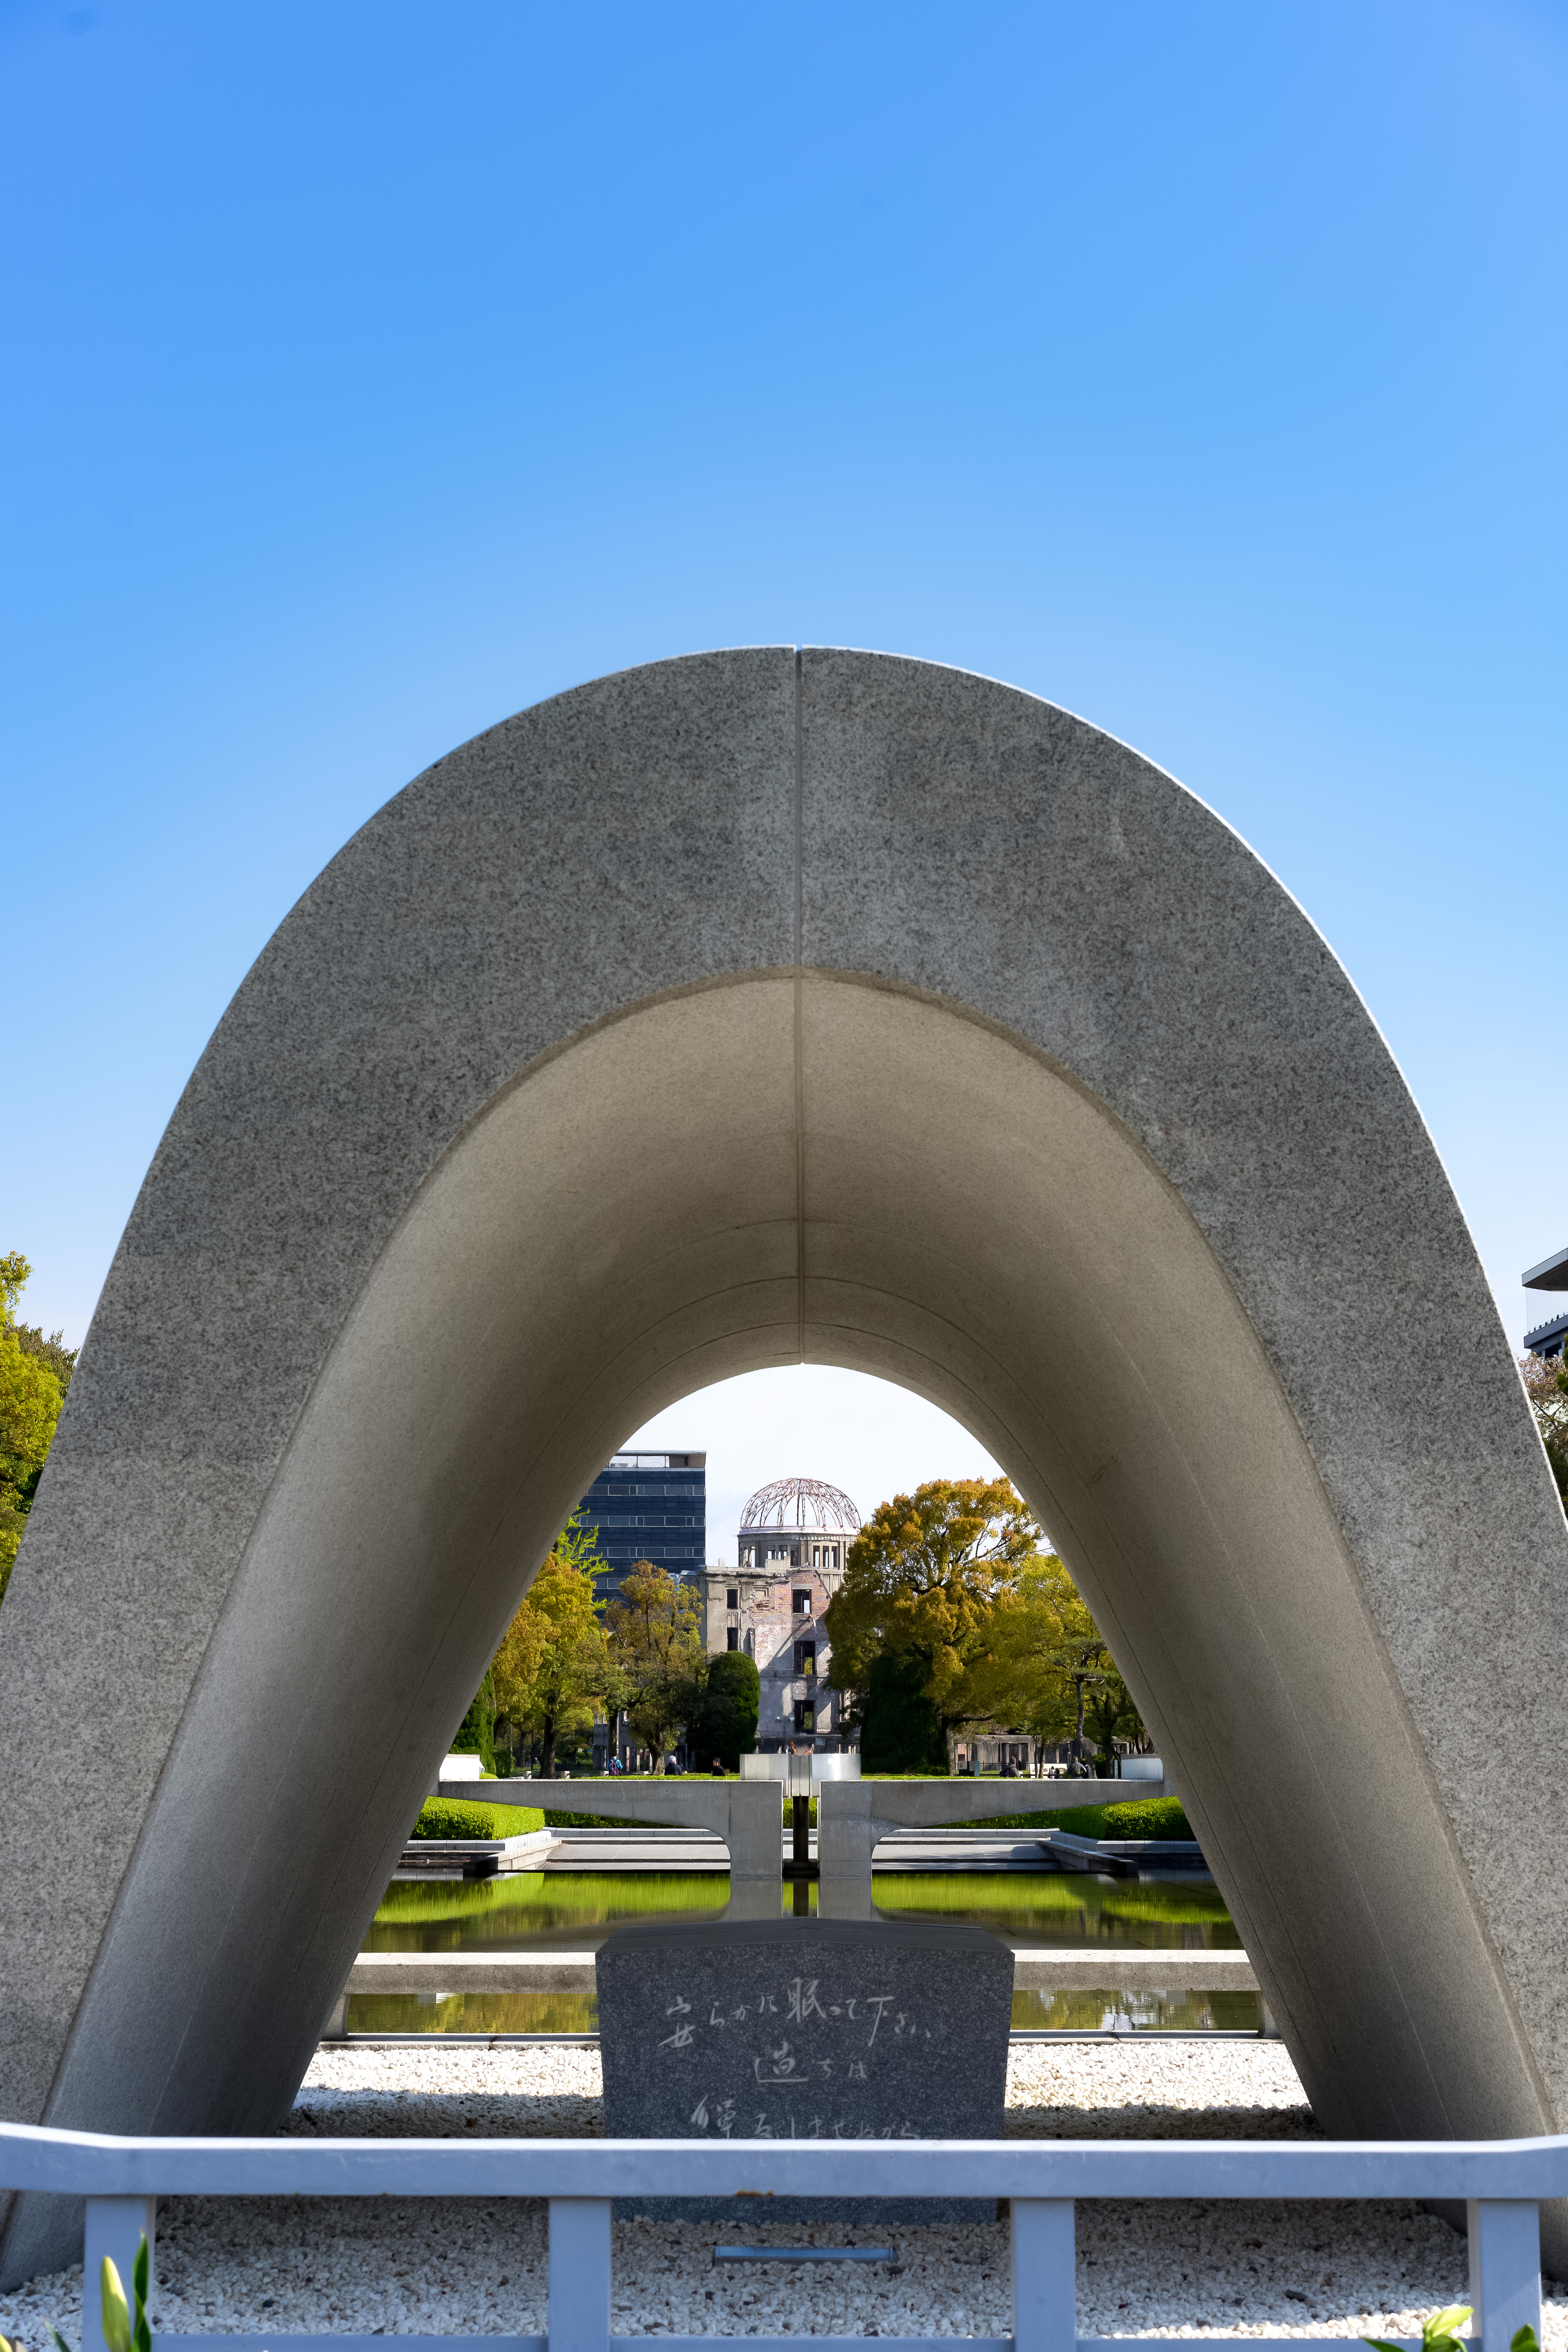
[350,1870,1256,2036]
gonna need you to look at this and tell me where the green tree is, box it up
[605,1559,706,1769]
[1521,1350,1568,1510]
[0,1253,66,1608]
[1080,1656,1144,1770]
[484,1513,610,1777]
[952,1552,1076,1747]
[0,1254,27,1321]
[687,1650,760,1770]
[824,1477,1039,1749]
[2,1249,77,1402]
[450,1687,498,1772]
[860,1649,948,1773]
[1051,1628,1123,1766]
[954,1552,1146,1767]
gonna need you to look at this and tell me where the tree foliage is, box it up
[687,1650,760,1770]
[824,1476,1040,1726]
[0,1253,67,1608]
[1521,1351,1568,1510]
[953,1550,1146,1765]
[860,1648,948,1773]
[1076,1646,1144,1768]
[484,1513,610,1777]
[825,1475,1149,1770]
[950,1552,1079,1745]
[604,1559,707,1768]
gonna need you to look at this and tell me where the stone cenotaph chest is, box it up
[596,1913,1014,2222]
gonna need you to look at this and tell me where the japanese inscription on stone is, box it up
[597,1914,1013,2146]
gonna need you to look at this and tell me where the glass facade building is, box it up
[1524,1243,1568,1361]
[577,1450,706,1601]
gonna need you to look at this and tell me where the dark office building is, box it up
[578,1451,706,1601]
[1524,1244,1568,1361]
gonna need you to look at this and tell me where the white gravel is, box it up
[4,2042,1561,2343]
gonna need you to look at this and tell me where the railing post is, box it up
[1012,2196,1076,2352]
[548,2196,612,2352]
[82,2197,158,2352]
[1468,2199,1542,2352]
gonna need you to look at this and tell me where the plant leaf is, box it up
[131,2236,149,2315]
[1511,2329,1541,2352]
[100,2258,131,2352]
[49,2329,73,2352]
[1364,2338,1405,2351]
[1428,2309,1473,2341]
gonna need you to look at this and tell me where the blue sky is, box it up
[4,0,1564,1532]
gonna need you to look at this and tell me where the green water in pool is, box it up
[352,1870,1254,2037]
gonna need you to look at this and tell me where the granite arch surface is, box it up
[3,647,1567,2281]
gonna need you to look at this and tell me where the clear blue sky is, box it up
[5,0,1564,1413]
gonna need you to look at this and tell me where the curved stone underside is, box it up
[4,648,1567,2281]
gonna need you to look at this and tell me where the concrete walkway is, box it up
[421,1778,1183,1882]
[517,1824,1159,1873]
[345,1946,1259,1997]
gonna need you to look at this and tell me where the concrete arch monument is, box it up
[4,648,1567,2280]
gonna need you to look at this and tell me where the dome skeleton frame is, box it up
[737,1475,860,1533]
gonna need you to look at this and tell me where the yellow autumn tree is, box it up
[824,1476,1039,1732]
[485,1514,610,1776]
[604,1560,706,1770]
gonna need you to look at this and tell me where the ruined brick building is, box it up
[699,1476,860,1750]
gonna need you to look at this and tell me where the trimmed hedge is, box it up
[969,1794,1194,1839]
[500,1792,1195,1838]
[409,1797,545,1841]
[531,1789,1192,1837]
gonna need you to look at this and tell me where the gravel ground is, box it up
[5,2042,1562,2344]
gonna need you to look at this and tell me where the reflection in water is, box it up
[877,1872,1255,2033]
[871,1872,1240,1951]
[350,1869,1257,2037]
[365,1871,728,1953]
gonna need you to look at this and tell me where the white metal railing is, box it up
[2,2121,1559,2352]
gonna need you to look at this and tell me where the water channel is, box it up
[354,1870,1254,2036]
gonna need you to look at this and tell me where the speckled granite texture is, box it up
[4,649,1566,2285]
[596,1913,1014,2222]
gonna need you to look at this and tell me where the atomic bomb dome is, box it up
[698,1475,865,1751]
[738,1475,859,1537]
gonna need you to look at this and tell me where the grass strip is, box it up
[961,1794,1193,1839]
